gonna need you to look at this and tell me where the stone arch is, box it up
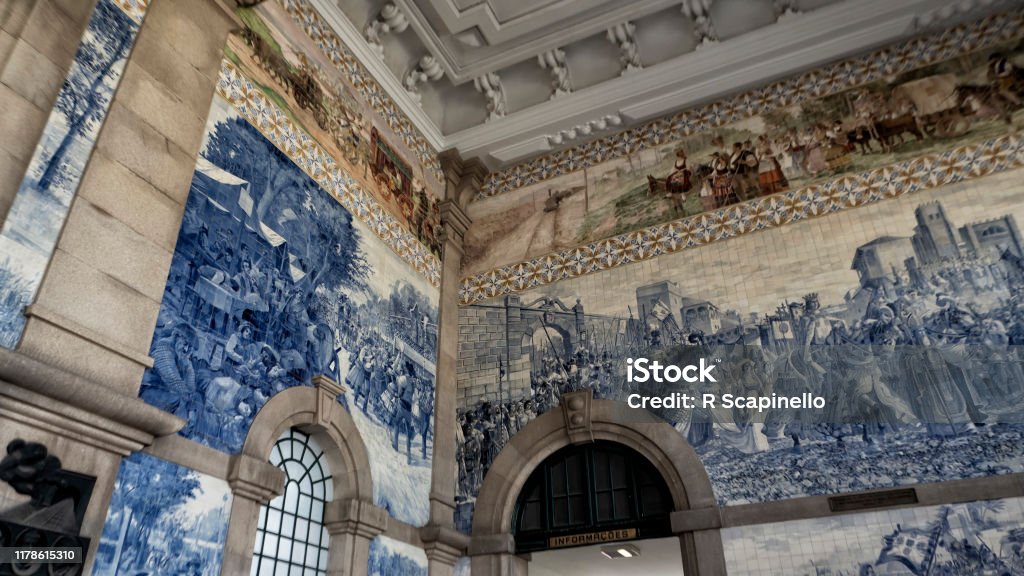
[519,321,573,369]
[241,383,373,503]
[222,378,386,575]
[469,395,726,575]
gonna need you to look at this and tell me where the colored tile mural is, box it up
[216,60,440,286]
[723,497,1024,575]
[461,10,1024,276]
[454,165,1024,533]
[93,452,232,576]
[224,0,444,257]
[0,0,144,348]
[368,536,428,576]
[139,95,439,527]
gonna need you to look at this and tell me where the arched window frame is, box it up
[252,428,333,576]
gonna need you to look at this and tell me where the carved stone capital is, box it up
[323,498,389,538]
[468,532,516,556]
[420,524,471,565]
[439,149,465,191]
[227,453,285,503]
[439,200,472,247]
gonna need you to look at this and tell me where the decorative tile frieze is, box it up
[479,9,1024,199]
[217,60,442,287]
[460,131,1024,305]
[111,0,148,23]
[276,0,444,186]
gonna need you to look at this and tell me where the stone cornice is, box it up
[439,200,472,241]
[324,498,389,538]
[0,347,181,438]
[228,452,286,503]
[420,525,471,565]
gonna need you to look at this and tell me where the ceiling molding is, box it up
[308,0,445,151]
[443,0,1012,167]
[393,0,682,83]
[487,135,553,164]
[303,0,1016,172]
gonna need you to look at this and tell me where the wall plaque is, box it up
[548,528,638,549]
[828,488,918,512]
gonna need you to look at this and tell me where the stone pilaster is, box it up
[422,152,486,574]
[0,0,99,221]
[324,498,389,576]
[469,533,528,576]
[221,452,287,575]
[421,525,471,576]
[679,530,729,575]
[16,0,240,395]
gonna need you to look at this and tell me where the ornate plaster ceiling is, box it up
[313,0,1017,171]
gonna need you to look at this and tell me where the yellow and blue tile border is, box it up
[479,10,1024,198]
[111,0,147,24]
[277,0,445,186]
[459,131,1024,305]
[216,60,442,287]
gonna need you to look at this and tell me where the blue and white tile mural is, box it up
[453,556,471,576]
[455,167,1024,533]
[723,497,1024,575]
[139,96,439,526]
[368,536,428,576]
[93,452,232,576]
[0,0,144,348]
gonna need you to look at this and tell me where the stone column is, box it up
[0,0,99,220]
[222,452,286,575]
[422,151,486,575]
[16,0,240,395]
[470,533,529,576]
[324,499,389,576]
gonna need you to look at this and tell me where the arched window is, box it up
[252,429,333,576]
[513,441,673,553]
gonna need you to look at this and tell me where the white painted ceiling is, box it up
[529,537,685,576]
[314,0,1018,170]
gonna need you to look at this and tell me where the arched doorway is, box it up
[468,393,727,575]
[513,441,673,553]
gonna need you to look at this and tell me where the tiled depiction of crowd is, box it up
[723,498,1024,575]
[138,100,439,525]
[456,200,1024,530]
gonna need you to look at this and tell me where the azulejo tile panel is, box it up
[217,60,441,287]
[722,498,1024,575]
[276,0,444,186]
[479,10,1024,199]
[459,131,1024,305]
[93,453,232,576]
